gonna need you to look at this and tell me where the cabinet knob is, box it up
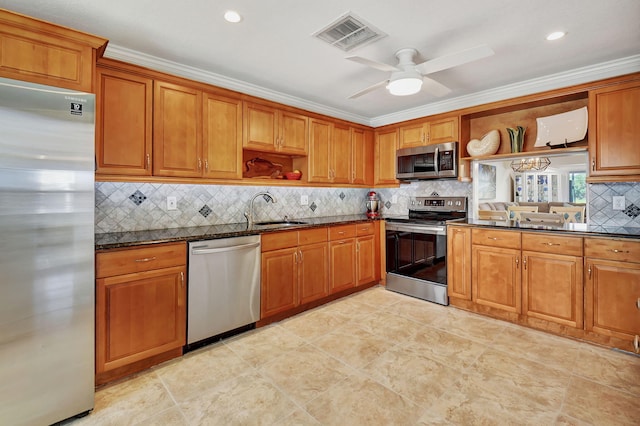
[204,159,209,172]
[635,335,639,354]
[515,257,519,268]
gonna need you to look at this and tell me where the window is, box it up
[569,171,586,203]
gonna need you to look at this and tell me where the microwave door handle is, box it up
[433,147,439,175]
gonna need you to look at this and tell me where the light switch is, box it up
[300,195,309,206]
[612,196,625,210]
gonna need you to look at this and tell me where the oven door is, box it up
[385,222,448,305]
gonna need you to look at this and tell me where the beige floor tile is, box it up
[355,309,426,344]
[224,324,306,367]
[361,344,459,407]
[74,372,175,426]
[134,407,188,426]
[305,373,424,425]
[156,343,250,403]
[490,324,583,372]
[274,409,322,426]
[562,376,640,425]
[384,295,448,325]
[470,348,571,409]
[349,285,407,308]
[571,344,640,396]
[279,308,352,340]
[258,344,354,406]
[312,323,394,368]
[403,327,488,372]
[179,370,297,426]
[314,296,381,321]
[554,413,594,426]
[430,310,507,344]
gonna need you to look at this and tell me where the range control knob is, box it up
[455,200,462,206]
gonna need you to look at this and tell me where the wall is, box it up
[95,182,370,233]
[588,182,640,233]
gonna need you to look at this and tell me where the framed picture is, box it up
[478,164,497,200]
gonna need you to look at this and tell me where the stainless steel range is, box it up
[385,196,467,305]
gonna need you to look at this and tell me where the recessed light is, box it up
[546,31,566,41]
[224,10,242,23]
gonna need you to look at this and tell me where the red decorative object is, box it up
[284,171,302,180]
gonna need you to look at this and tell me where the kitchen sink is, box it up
[253,220,308,227]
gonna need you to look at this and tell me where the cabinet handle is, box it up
[198,158,202,170]
[542,242,560,246]
[421,133,425,143]
[609,249,630,254]
[515,257,519,268]
[356,242,360,252]
[298,249,303,263]
[588,263,592,279]
[591,159,595,171]
[294,251,298,263]
[180,272,184,288]
[146,154,150,170]
[134,256,156,262]
[635,335,640,354]
[426,132,430,142]
[204,159,209,172]
[523,256,527,270]
[338,231,345,235]
[488,237,500,241]
[636,298,640,310]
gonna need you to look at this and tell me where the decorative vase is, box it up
[507,126,526,153]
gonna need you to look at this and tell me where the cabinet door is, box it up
[351,128,373,185]
[96,67,153,176]
[203,93,242,179]
[298,242,329,304]
[589,81,640,176]
[522,251,583,328]
[96,266,186,373]
[472,245,521,313]
[243,102,278,151]
[356,235,376,286]
[399,122,426,148]
[375,129,398,184]
[261,248,298,318]
[585,258,640,340]
[332,124,352,183]
[153,81,202,177]
[308,118,332,182]
[428,117,459,144]
[330,239,357,293]
[279,110,308,155]
[447,226,472,300]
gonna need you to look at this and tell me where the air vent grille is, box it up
[313,12,386,52]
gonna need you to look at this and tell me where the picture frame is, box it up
[478,164,497,200]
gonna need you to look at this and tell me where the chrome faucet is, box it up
[245,191,277,228]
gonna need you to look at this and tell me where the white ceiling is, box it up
[1,0,639,126]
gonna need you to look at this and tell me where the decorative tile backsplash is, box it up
[95,180,640,234]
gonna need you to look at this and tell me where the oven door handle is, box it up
[386,222,447,235]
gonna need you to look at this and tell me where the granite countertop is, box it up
[95,214,381,250]
[455,219,640,239]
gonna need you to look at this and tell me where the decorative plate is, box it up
[534,106,588,147]
[466,129,500,156]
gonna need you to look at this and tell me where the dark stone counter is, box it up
[95,214,380,250]
[454,219,640,239]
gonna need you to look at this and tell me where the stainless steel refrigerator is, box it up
[0,77,95,424]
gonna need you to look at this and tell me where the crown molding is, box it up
[105,44,640,128]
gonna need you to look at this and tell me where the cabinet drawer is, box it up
[522,232,583,256]
[329,224,356,240]
[472,228,521,249]
[585,237,640,263]
[96,242,186,278]
[261,230,298,252]
[299,227,328,245]
[356,222,375,236]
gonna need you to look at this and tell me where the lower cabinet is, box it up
[447,226,472,300]
[95,242,187,385]
[329,222,379,293]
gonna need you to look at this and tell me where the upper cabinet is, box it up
[95,65,153,176]
[374,128,398,185]
[203,93,243,179]
[588,79,640,180]
[0,9,107,91]
[398,116,458,149]
[351,128,374,185]
[243,101,308,155]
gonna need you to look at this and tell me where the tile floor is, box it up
[69,287,640,425]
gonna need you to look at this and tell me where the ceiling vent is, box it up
[313,12,386,52]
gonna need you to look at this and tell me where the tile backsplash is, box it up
[95,180,640,234]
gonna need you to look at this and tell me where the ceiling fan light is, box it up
[387,77,423,96]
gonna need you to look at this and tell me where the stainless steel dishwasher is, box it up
[187,235,261,350]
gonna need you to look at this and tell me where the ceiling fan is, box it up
[346,44,494,99]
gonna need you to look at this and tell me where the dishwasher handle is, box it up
[191,241,260,255]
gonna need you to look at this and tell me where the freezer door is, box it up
[0,77,96,425]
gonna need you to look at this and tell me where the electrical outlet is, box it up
[612,196,625,210]
[300,195,309,206]
[167,196,177,210]
[391,195,398,204]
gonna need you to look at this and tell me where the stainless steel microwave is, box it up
[396,142,458,180]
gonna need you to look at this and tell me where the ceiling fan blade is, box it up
[415,44,494,75]
[345,56,399,72]
[422,76,452,97]
[348,80,389,99]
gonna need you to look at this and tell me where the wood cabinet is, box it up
[308,119,363,184]
[398,116,458,149]
[355,222,378,286]
[0,9,107,91]
[374,128,399,185]
[585,237,640,346]
[447,226,472,300]
[588,80,640,179]
[329,224,357,293]
[95,242,186,385]
[471,228,522,314]
[153,81,203,177]
[351,128,374,185]
[243,101,308,155]
[95,65,153,176]
[203,93,243,179]
[261,228,329,318]
[521,233,583,328]
[332,124,352,183]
